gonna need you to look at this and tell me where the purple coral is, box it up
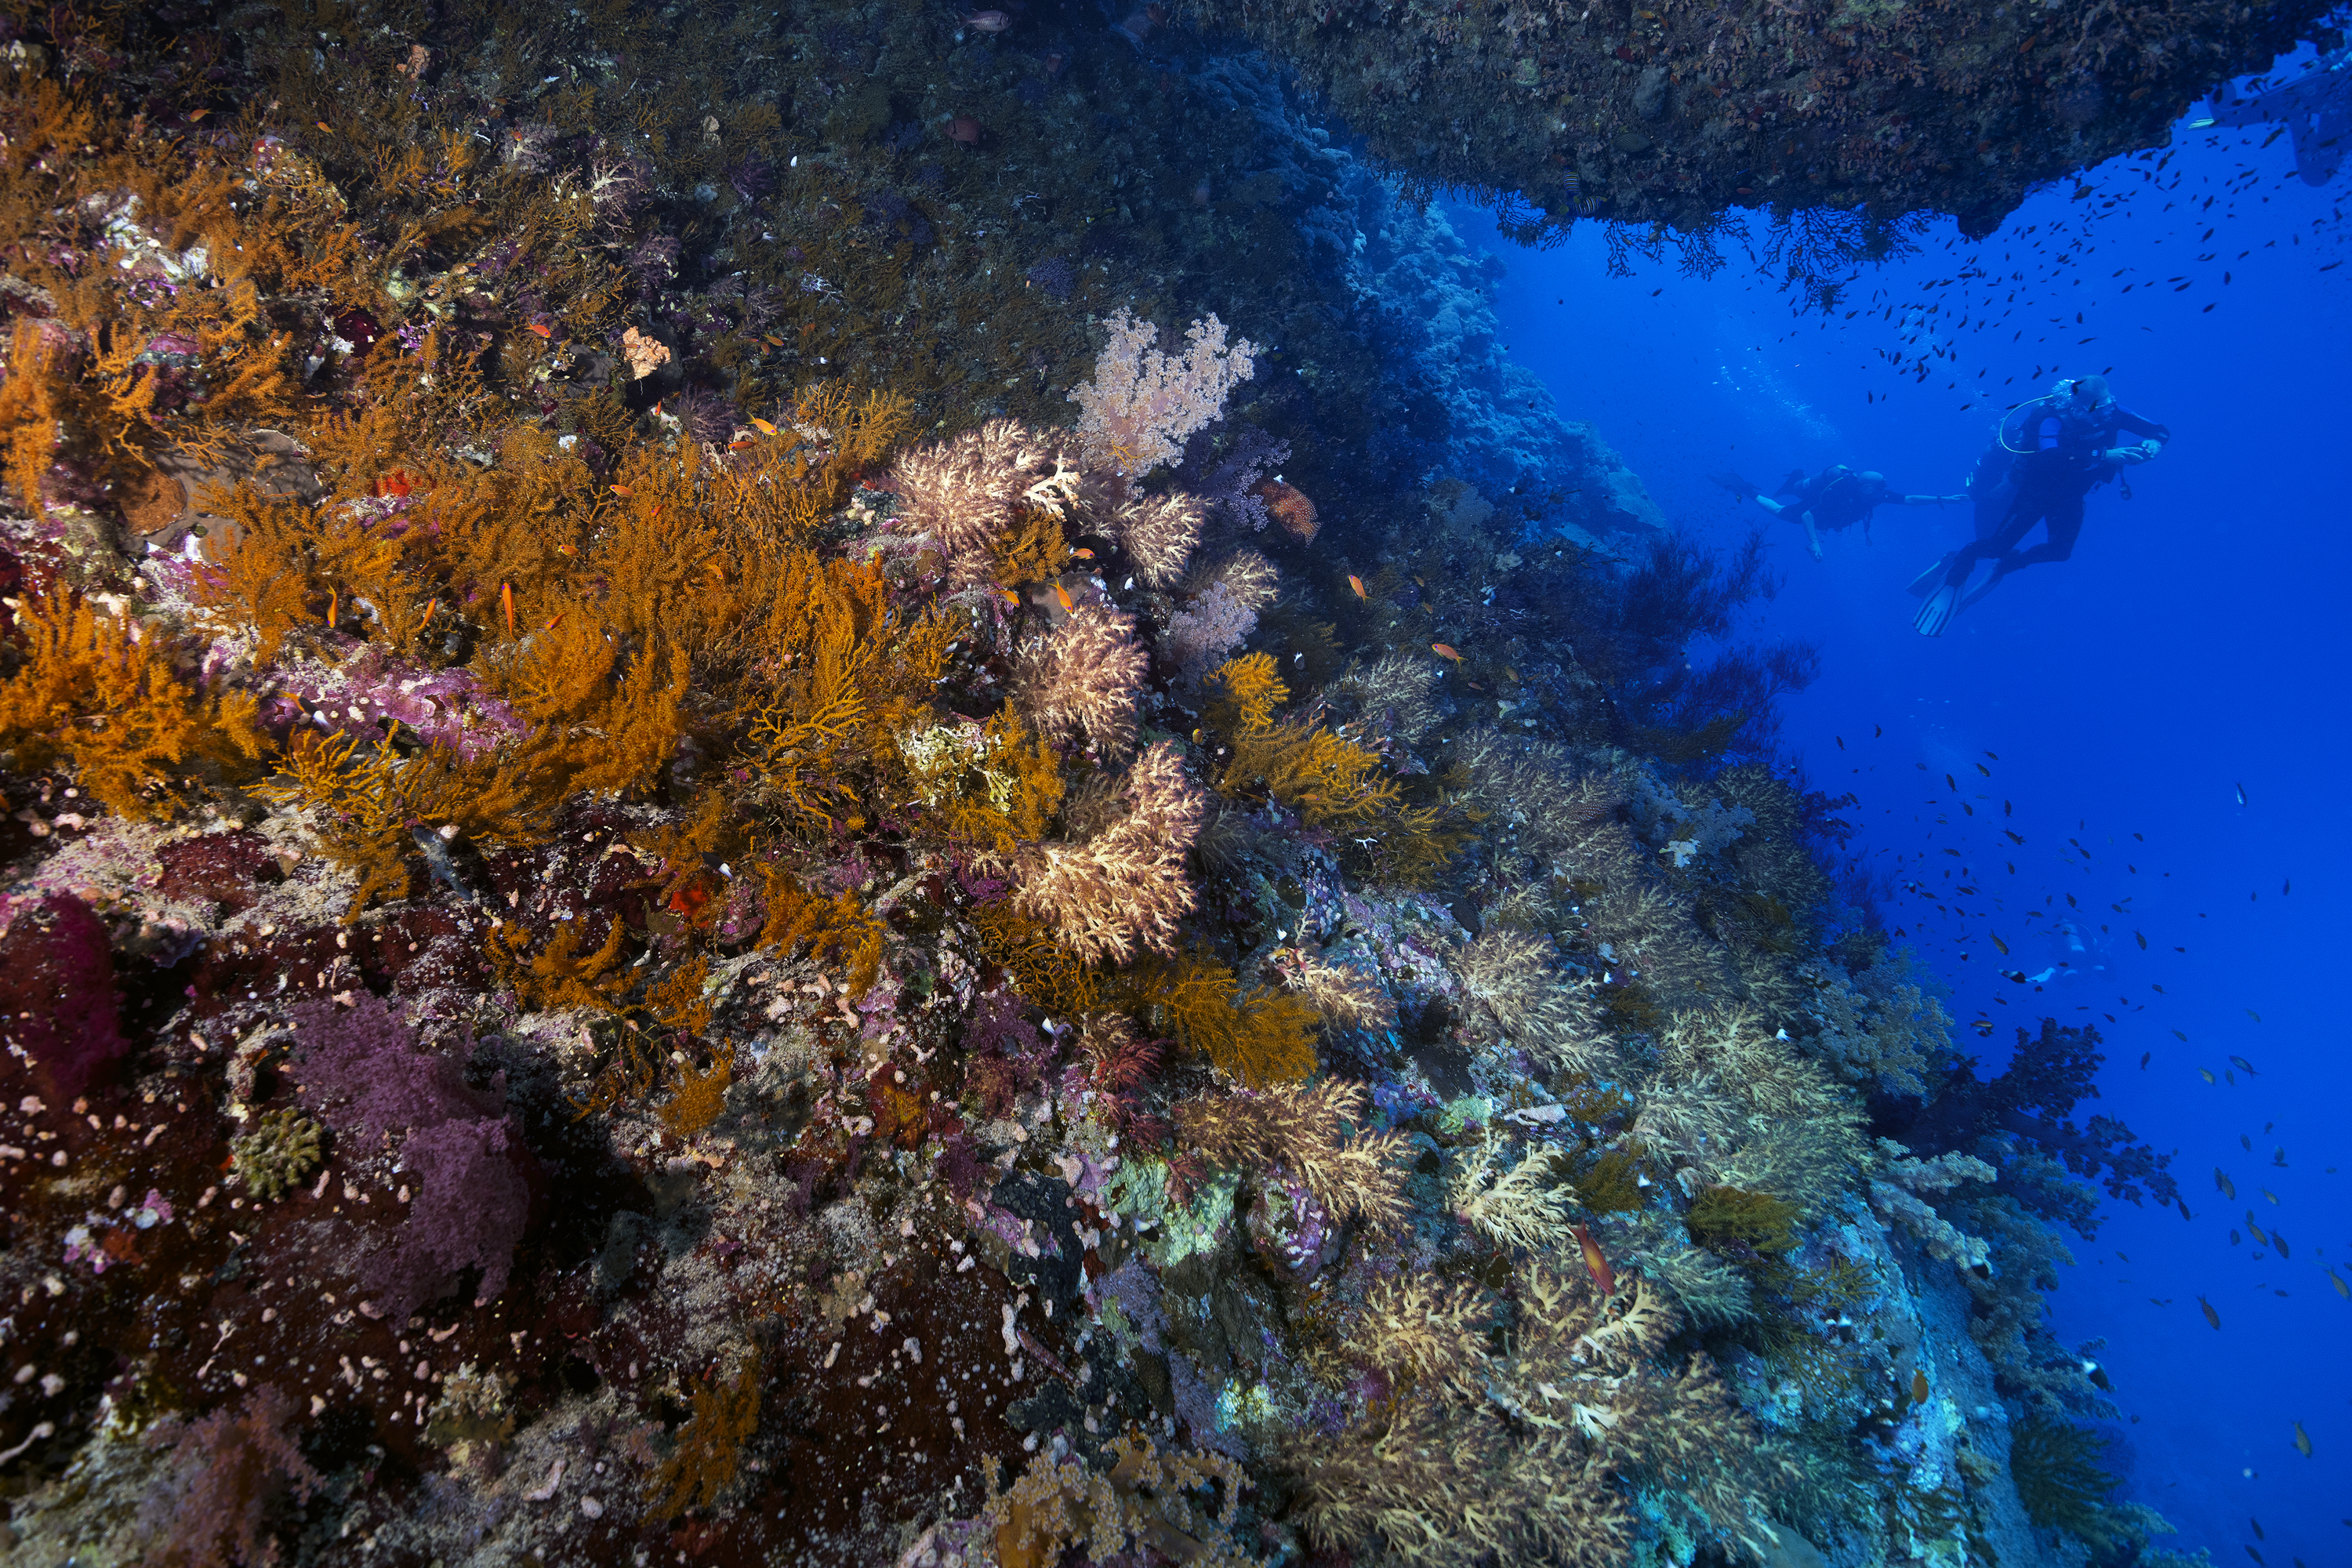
[962,988,1051,1116]
[1179,425,1291,533]
[0,894,127,1098]
[291,994,540,1315]
[134,1383,323,1566]
[1025,255,1077,303]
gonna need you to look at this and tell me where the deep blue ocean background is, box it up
[1449,71,2351,1567]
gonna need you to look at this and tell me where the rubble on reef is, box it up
[0,5,2187,1566]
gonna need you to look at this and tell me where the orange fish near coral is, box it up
[610,485,633,497]
[1571,1224,1616,1297]
[501,581,515,637]
[1432,642,1461,662]
[750,416,778,436]
[1253,479,1319,544]
[1348,574,1367,600]
[525,321,552,339]
[1054,583,1076,613]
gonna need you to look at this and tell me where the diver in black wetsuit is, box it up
[1911,376,2170,637]
[1748,466,1965,559]
[2201,41,2352,187]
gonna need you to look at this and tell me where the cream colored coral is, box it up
[619,325,670,379]
[1450,1134,1575,1252]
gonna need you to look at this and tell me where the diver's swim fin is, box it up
[1957,575,2003,615]
[1914,585,1964,637]
[1907,554,1955,597]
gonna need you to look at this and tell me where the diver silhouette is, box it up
[2199,42,2352,187]
[1911,375,2170,637]
[1733,466,1965,559]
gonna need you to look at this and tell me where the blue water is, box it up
[1457,93,2352,1564]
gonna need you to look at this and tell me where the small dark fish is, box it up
[2200,1296,2221,1329]
[2252,1517,2266,1541]
[2178,1199,2191,1221]
[2216,1168,2236,1200]
[2135,931,2147,949]
[2140,1052,2151,1069]
[2230,1055,2257,1075]
[2282,878,2291,895]
[2293,1421,2311,1457]
[2272,1147,2287,1167]
[1911,1368,1930,1404]
[2236,782,2249,807]
[2274,1231,2290,1259]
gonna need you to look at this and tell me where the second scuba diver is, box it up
[1737,466,1965,559]
[1911,374,2169,636]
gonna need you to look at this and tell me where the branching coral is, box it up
[649,1352,764,1520]
[132,1384,323,1568]
[1174,1079,1409,1230]
[997,740,1207,964]
[1276,946,1399,1033]
[1449,1134,1575,1251]
[1014,602,1149,755]
[885,419,1081,586]
[260,723,546,916]
[1458,928,1613,1076]
[1867,1141,1996,1270]
[1285,1269,1781,1567]
[1069,309,1258,478]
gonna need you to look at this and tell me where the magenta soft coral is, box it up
[0,893,128,1099]
[289,994,541,1316]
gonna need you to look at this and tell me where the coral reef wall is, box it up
[1181,0,2332,244]
[0,4,2187,1566]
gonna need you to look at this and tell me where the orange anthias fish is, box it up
[1053,583,1076,612]
[501,581,516,637]
[1571,1224,1616,1297]
[1432,642,1461,662]
[1000,588,1022,606]
[1348,573,1367,599]
[750,416,778,436]
[610,485,633,497]
[526,322,553,339]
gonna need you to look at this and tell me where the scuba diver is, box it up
[2197,38,2352,187]
[1911,375,2169,637]
[1727,466,1965,559]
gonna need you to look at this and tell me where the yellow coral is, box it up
[260,724,546,916]
[647,1352,763,1520]
[485,916,633,1014]
[0,590,268,819]
[1127,953,1318,1088]
[755,867,885,995]
[1210,651,1288,731]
